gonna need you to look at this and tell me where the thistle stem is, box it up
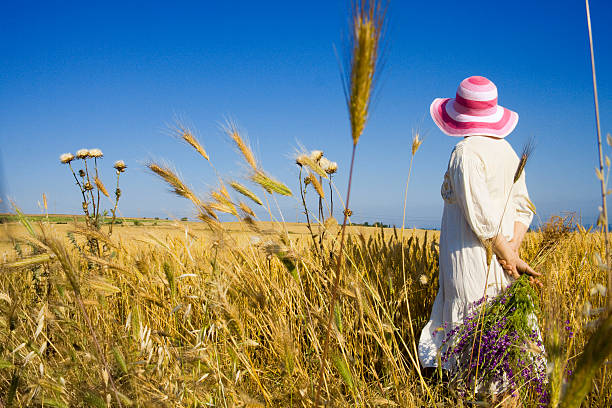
[109,172,121,236]
[94,157,101,225]
[83,159,96,218]
[299,167,319,252]
[68,162,90,220]
[329,176,334,218]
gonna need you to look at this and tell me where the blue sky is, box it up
[1,0,611,228]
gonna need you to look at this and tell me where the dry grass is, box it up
[0,215,609,407]
[1,2,609,406]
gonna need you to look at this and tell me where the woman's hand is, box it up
[507,238,520,255]
[498,256,543,288]
[492,234,542,287]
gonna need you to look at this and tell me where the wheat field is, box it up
[1,0,611,406]
[0,213,609,407]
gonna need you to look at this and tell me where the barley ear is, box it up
[94,177,110,198]
[301,155,328,179]
[308,174,325,199]
[230,181,263,205]
[179,124,210,161]
[251,170,292,196]
[484,239,493,268]
[147,162,202,207]
[239,201,256,218]
[342,0,385,146]
[224,120,257,170]
[514,137,535,183]
[411,131,423,156]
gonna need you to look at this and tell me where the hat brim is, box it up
[430,98,518,138]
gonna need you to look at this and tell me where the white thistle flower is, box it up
[326,161,338,174]
[309,150,323,162]
[295,154,308,167]
[319,157,332,171]
[76,149,89,159]
[88,148,103,158]
[59,153,75,164]
[113,160,127,172]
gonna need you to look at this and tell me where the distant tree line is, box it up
[353,221,393,228]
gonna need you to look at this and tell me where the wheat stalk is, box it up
[174,122,210,161]
[251,170,292,196]
[315,1,385,404]
[583,0,611,311]
[307,173,325,199]
[147,162,203,206]
[230,181,263,206]
[398,130,435,401]
[341,0,385,146]
[94,176,110,198]
[224,119,257,171]
[558,2,612,406]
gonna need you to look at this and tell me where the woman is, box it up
[418,76,540,370]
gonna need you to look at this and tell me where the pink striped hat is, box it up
[430,76,518,138]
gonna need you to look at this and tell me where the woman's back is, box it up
[444,136,527,242]
[453,136,519,199]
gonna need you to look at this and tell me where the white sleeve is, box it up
[512,171,534,228]
[451,152,500,241]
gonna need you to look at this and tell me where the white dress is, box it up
[418,136,533,368]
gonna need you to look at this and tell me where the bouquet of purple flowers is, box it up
[441,275,548,406]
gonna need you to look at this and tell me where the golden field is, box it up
[1,220,437,260]
[1,1,610,406]
[0,213,609,407]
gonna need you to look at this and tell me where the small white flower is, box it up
[419,274,428,285]
[88,148,103,158]
[319,157,332,171]
[309,150,323,162]
[59,153,75,164]
[113,160,127,172]
[326,161,338,174]
[76,149,89,159]
[295,154,308,167]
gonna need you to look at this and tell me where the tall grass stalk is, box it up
[399,130,433,399]
[315,1,385,404]
[584,0,611,311]
[557,2,612,406]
